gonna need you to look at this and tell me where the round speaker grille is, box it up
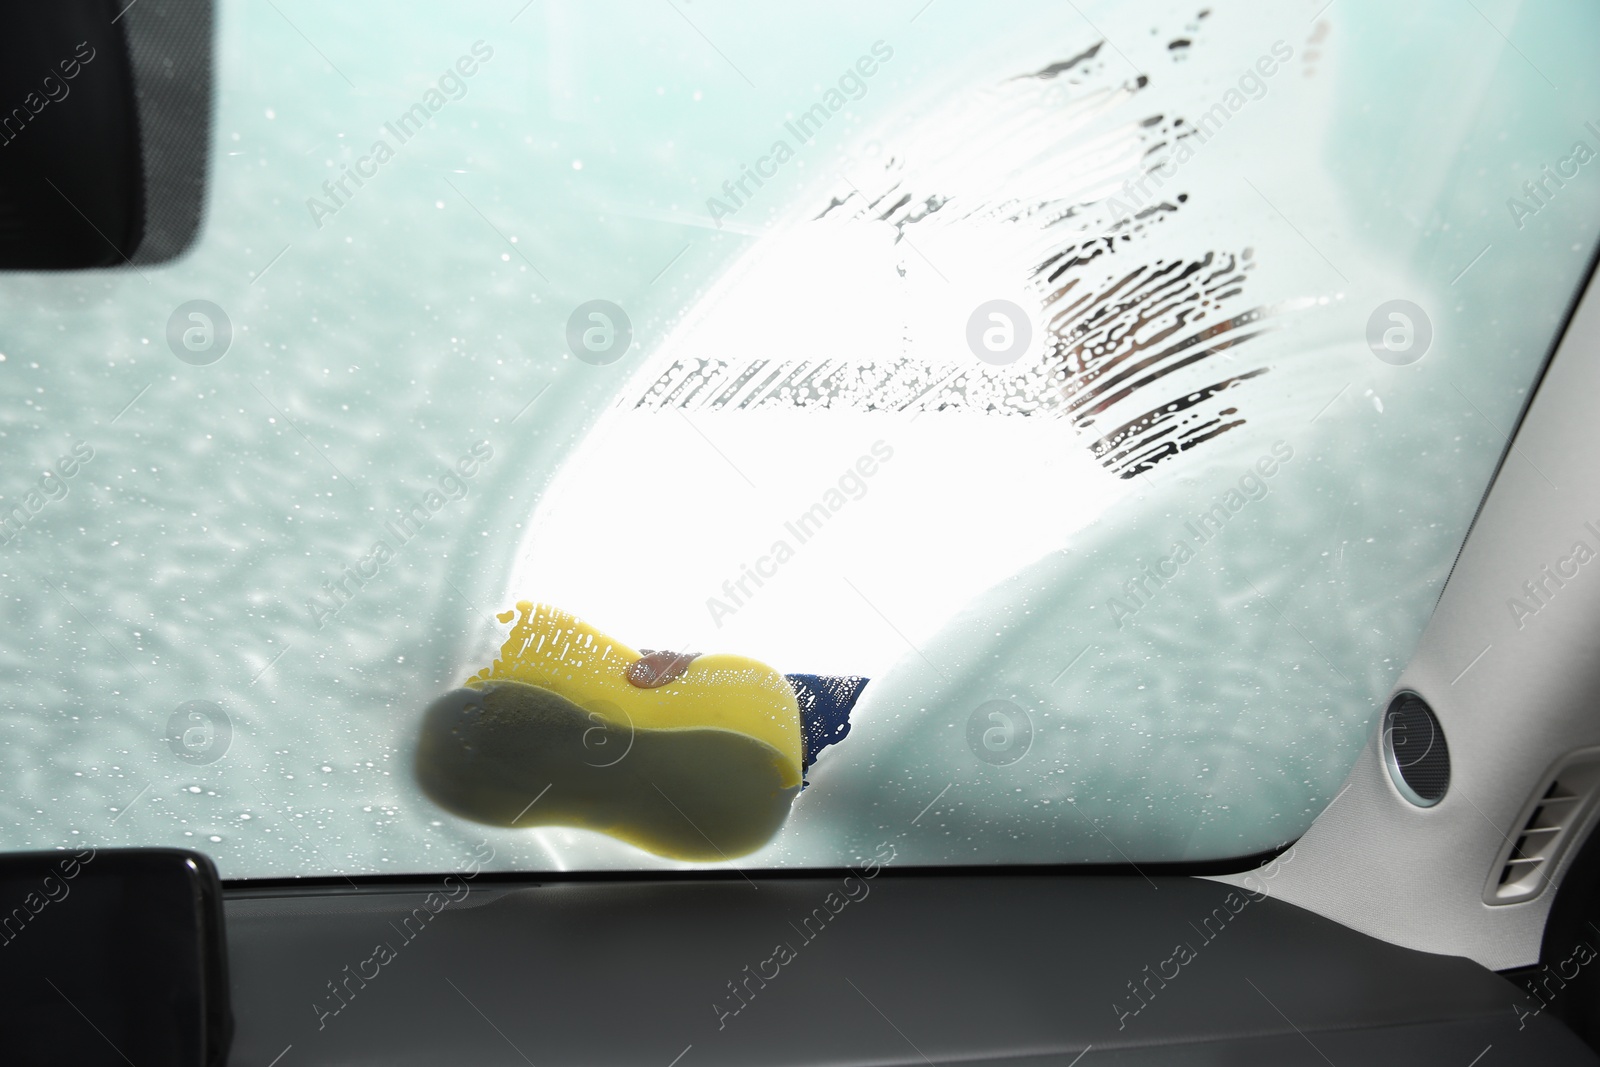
[1382,692,1449,806]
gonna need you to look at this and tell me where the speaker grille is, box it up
[1383,692,1449,806]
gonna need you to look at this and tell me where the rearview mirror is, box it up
[0,1,214,270]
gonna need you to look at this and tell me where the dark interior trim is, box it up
[222,841,1295,896]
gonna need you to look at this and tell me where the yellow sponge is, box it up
[416,602,803,860]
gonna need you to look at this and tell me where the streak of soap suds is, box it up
[631,14,1302,480]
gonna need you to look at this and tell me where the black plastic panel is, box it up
[0,3,142,270]
[222,871,1594,1066]
[0,848,231,1067]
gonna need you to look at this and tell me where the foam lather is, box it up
[415,602,803,860]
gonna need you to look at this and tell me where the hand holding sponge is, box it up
[415,602,805,860]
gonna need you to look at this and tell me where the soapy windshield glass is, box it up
[3,0,1599,879]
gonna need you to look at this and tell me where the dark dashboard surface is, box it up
[222,871,1595,1066]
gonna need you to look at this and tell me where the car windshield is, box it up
[3,0,1598,879]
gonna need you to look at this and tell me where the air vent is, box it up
[1485,749,1600,906]
[1381,692,1449,807]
